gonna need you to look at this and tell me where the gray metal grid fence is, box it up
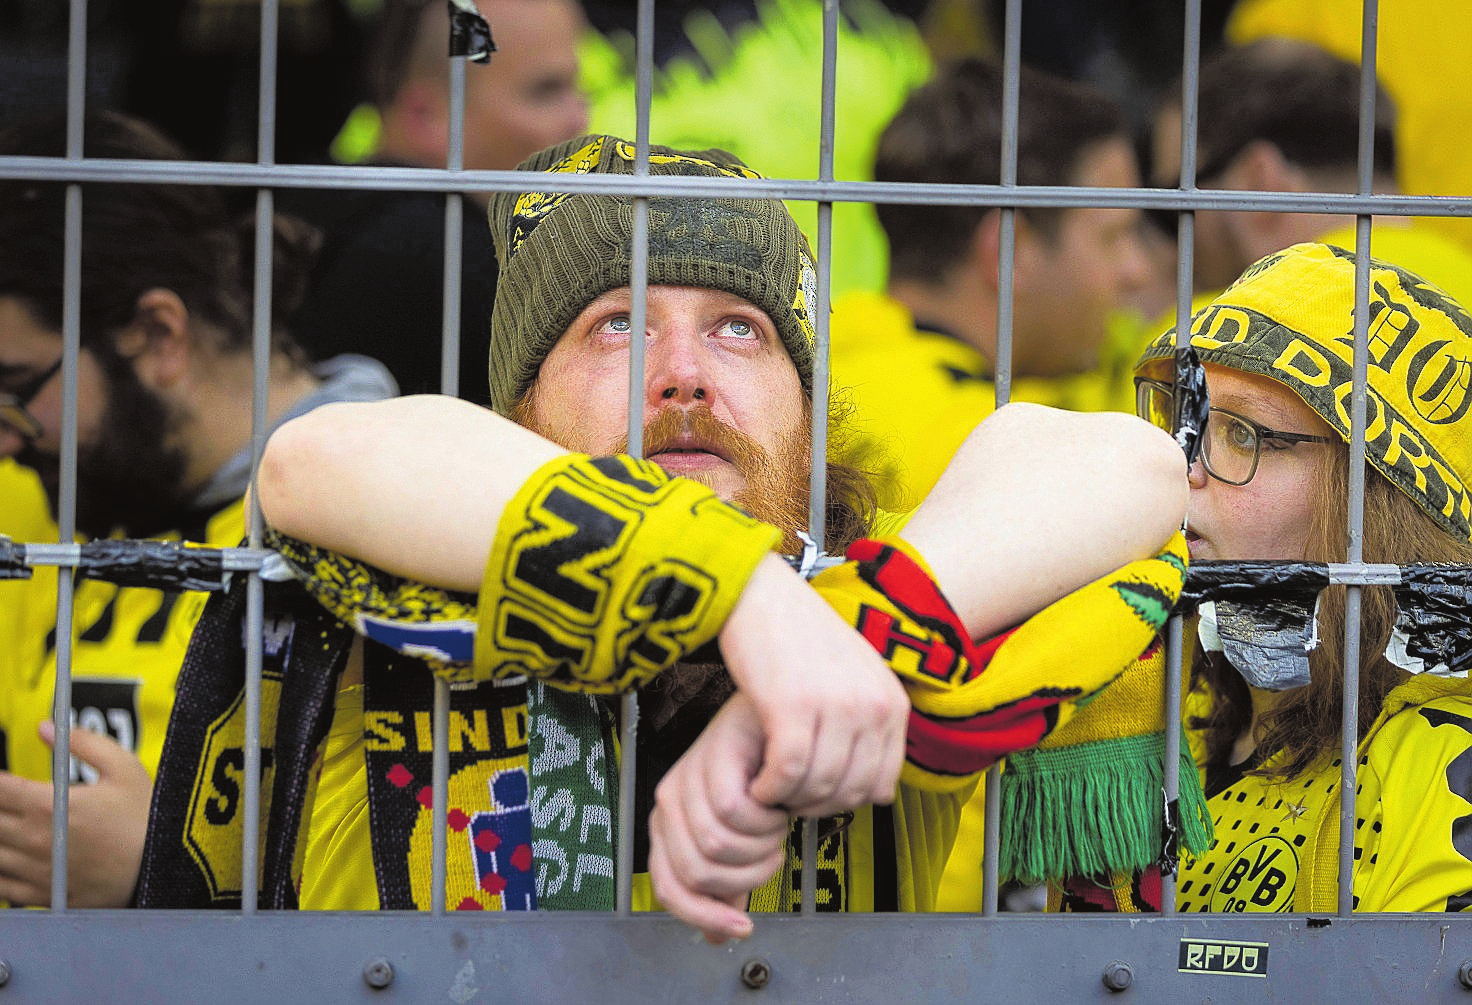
[3,0,1472,1000]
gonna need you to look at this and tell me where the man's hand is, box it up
[719,553,908,818]
[0,721,152,908]
[648,692,789,944]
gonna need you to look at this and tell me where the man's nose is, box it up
[1187,453,1210,489]
[1116,231,1156,292]
[646,329,711,407]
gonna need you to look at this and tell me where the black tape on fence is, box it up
[0,536,30,580]
[1180,561,1334,609]
[73,540,234,592]
[448,0,496,62]
[1172,345,1209,468]
[0,538,237,591]
[1392,564,1472,676]
[5,538,1472,674]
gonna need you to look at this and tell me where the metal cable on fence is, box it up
[6,538,1469,667]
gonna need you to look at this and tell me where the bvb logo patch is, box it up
[1366,278,1472,426]
[795,250,819,346]
[1208,835,1298,913]
[1408,337,1472,425]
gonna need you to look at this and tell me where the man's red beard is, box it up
[514,399,814,554]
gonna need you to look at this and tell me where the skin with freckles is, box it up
[1181,364,1332,563]
[522,285,807,502]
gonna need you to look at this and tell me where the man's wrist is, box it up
[475,454,781,690]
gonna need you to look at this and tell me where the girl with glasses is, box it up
[1060,241,1472,913]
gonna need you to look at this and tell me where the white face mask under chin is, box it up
[1198,598,1318,692]
[1199,594,1472,690]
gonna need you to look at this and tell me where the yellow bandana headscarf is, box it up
[1138,241,1472,542]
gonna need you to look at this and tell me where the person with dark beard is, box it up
[0,109,398,908]
[139,135,1189,943]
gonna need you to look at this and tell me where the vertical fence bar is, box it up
[256,0,278,167]
[429,29,475,919]
[1159,0,1205,919]
[239,0,283,915]
[615,0,657,915]
[799,0,842,915]
[991,0,1021,412]
[806,0,838,557]
[430,677,450,913]
[439,196,465,396]
[441,46,468,397]
[49,0,90,912]
[980,0,1023,918]
[241,202,271,911]
[1339,0,1380,916]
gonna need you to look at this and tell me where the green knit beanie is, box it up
[486,134,819,414]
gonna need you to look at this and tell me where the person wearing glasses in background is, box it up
[1053,241,1472,913]
[0,109,397,909]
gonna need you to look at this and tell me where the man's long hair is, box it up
[817,395,882,554]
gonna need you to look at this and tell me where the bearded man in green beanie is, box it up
[139,134,1190,943]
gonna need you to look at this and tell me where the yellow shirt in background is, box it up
[1228,0,1472,254]
[830,290,1142,515]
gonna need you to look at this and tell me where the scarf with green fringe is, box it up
[997,636,1214,906]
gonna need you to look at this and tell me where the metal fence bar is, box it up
[2,545,1431,593]
[6,3,1472,996]
[45,0,90,918]
[1337,0,1382,916]
[806,0,839,556]
[1159,0,1206,920]
[238,0,284,916]
[979,0,1025,920]
[240,188,275,915]
[256,0,279,167]
[615,0,657,916]
[3,911,1472,1000]
[991,0,1021,410]
[431,677,450,913]
[442,47,468,397]
[797,0,844,916]
[429,21,476,918]
[48,0,92,910]
[48,107,84,923]
[5,152,1472,220]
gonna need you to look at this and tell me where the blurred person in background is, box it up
[1148,38,1472,312]
[280,0,591,402]
[832,56,1157,517]
[0,109,396,908]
